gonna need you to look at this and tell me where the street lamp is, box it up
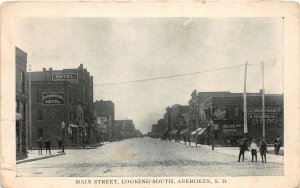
[61,121,65,153]
[210,120,214,150]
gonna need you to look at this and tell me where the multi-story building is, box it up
[94,100,115,142]
[30,64,93,147]
[16,47,28,158]
[163,104,189,139]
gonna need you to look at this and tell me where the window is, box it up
[234,107,239,117]
[37,109,43,120]
[16,100,20,113]
[21,71,25,93]
[37,91,42,103]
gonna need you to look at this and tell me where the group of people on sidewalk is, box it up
[238,138,268,163]
[37,137,53,155]
[238,136,282,163]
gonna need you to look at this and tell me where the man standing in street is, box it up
[274,136,282,155]
[260,139,267,163]
[250,139,258,162]
[238,138,248,162]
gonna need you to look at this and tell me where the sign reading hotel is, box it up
[42,92,64,105]
[52,73,78,82]
[248,107,280,124]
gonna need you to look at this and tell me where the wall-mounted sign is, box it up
[248,107,279,124]
[213,106,227,120]
[248,107,281,113]
[248,113,277,124]
[42,92,64,105]
[52,73,78,82]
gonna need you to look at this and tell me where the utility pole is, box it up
[243,62,248,137]
[262,62,265,140]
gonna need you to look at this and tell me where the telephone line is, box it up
[94,63,246,87]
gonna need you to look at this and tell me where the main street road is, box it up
[17,137,283,177]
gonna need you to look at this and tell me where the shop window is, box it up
[37,109,43,120]
[234,107,239,117]
[236,124,242,128]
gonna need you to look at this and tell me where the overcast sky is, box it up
[16,18,283,133]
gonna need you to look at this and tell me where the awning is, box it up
[16,113,22,120]
[170,130,178,135]
[197,127,207,136]
[69,124,78,128]
[180,129,189,135]
[191,128,202,135]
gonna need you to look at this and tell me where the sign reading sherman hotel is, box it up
[42,92,64,105]
[52,73,78,82]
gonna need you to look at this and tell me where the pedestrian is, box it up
[58,138,62,150]
[274,136,282,155]
[250,139,258,162]
[45,139,51,155]
[238,138,248,162]
[37,137,43,155]
[260,139,267,163]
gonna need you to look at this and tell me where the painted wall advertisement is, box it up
[248,107,280,124]
[42,92,64,105]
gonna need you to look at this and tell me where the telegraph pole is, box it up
[262,62,265,140]
[243,62,248,136]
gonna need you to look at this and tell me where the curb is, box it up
[17,152,66,164]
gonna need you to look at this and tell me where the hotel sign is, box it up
[52,73,78,82]
[42,92,64,105]
[248,107,280,124]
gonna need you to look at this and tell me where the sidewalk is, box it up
[172,140,284,165]
[17,149,66,164]
[17,142,109,164]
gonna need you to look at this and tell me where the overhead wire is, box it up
[94,63,246,87]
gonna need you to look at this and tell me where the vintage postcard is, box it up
[0,1,299,188]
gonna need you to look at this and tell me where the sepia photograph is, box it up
[0,2,299,188]
[15,17,284,177]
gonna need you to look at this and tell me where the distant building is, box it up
[94,100,115,142]
[163,104,189,138]
[115,120,135,139]
[30,64,93,147]
[16,47,28,158]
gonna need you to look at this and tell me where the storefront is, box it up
[201,94,283,145]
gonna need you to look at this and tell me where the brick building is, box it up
[94,100,115,142]
[197,93,283,145]
[30,64,93,147]
[16,47,28,158]
[163,104,189,139]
